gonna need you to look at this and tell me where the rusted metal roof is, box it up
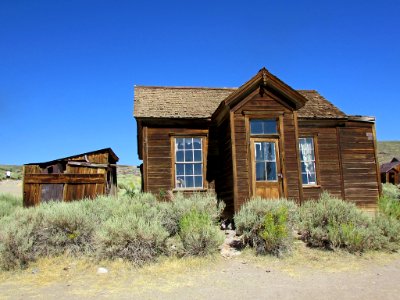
[133,86,347,119]
[380,157,400,173]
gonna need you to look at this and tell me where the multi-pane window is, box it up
[175,137,203,189]
[250,119,277,135]
[255,142,278,181]
[299,137,317,185]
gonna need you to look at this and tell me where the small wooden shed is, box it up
[23,148,119,206]
[380,157,400,185]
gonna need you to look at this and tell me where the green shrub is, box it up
[379,196,400,220]
[0,193,22,219]
[298,192,400,253]
[159,192,224,236]
[95,214,168,265]
[178,210,224,256]
[382,183,400,199]
[235,198,297,256]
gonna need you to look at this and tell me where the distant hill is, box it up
[377,141,400,165]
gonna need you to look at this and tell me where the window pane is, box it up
[193,138,201,149]
[302,173,308,184]
[255,143,264,161]
[194,163,202,175]
[267,162,277,181]
[185,138,193,149]
[250,120,263,134]
[301,162,306,173]
[176,150,184,162]
[194,176,203,188]
[185,164,193,175]
[256,162,266,181]
[186,176,194,188]
[176,138,184,150]
[308,173,316,184]
[194,150,202,162]
[185,150,193,162]
[177,176,185,188]
[250,119,277,135]
[176,164,184,176]
[265,143,276,161]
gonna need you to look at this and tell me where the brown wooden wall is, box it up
[299,126,343,200]
[338,122,380,210]
[231,92,301,210]
[143,127,209,196]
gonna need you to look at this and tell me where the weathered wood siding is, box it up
[144,127,209,196]
[299,126,343,200]
[338,122,380,210]
[232,92,301,209]
[213,117,234,215]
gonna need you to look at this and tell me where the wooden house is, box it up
[134,68,381,216]
[23,148,118,206]
[380,158,400,185]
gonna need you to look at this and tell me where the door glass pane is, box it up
[255,143,264,161]
[256,162,266,181]
[267,162,277,181]
[254,141,277,182]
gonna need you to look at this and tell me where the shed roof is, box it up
[133,86,347,119]
[25,148,119,166]
[380,157,400,173]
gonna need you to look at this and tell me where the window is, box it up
[299,137,317,185]
[174,137,203,189]
[255,141,278,181]
[250,119,277,135]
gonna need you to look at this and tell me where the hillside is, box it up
[377,141,400,164]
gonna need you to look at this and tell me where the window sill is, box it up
[172,188,208,192]
[302,185,321,189]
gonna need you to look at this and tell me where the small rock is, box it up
[266,270,271,273]
[31,268,39,274]
[63,267,70,271]
[97,267,108,274]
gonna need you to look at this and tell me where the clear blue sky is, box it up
[1,0,399,166]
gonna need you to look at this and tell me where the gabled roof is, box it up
[133,87,347,119]
[25,148,119,166]
[380,157,400,173]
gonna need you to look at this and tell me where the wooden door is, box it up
[250,138,282,199]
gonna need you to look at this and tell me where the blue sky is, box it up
[1,0,399,166]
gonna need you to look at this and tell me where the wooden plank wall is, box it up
[299,127,343,200]
[145,127,209,196]
[232,92,301,209]
[339,123,379,210]
[214,117,234,215]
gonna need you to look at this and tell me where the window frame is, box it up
[171,135,207,191]
[249,118,278,136]
[298,135,320,187]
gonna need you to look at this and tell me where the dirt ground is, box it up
[0,180,22,197]
[1,243,400,300]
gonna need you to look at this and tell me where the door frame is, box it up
[250,137,283,199]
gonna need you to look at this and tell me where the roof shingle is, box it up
[133,86,347,119]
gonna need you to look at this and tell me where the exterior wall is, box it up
[298,126,343,200]
[231,91,301,210]
[143,126,209,196]
[338,122,380,210]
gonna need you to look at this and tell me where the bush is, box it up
[382,183,400,199]
[0,192,224,270]
[159,192,224,236]
[95,215,168,265]
[298,192,400,253]
[0,193,22,219]
[178,210,224,256]
[235,198,297,256]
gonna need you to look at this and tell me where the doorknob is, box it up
[278,173,283,179]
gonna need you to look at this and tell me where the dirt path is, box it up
[1,248,399,300]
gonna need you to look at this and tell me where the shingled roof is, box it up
[133,86,347,119]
